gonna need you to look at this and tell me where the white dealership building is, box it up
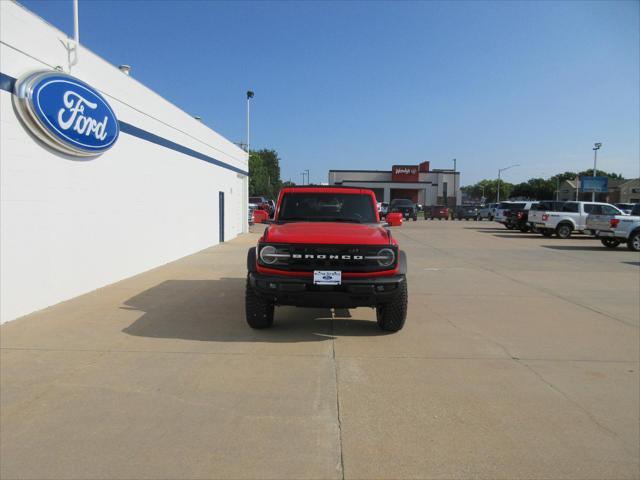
[0,1,248,323]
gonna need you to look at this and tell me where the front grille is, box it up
[259,244,397,272]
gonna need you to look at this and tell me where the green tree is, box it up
[461,179,513,202]
[462,169,626,203]
[248,149,284,198]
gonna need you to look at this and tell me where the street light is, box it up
[496,164,519,204]
[246,90,254,154]
[591,142,602,202]
[452,158,457,206]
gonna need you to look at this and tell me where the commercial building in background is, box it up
[0,2,248,323]
[328,162,461,206]
[558,178,640,203]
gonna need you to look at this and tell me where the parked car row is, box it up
[249,196,276,219]
[492,200,640,251]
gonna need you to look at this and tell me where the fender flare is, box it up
[398,250,408,275]
[247,247,257,273]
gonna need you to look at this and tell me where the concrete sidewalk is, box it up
[1,221,638,479]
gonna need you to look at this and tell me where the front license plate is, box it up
[314,270,341,285]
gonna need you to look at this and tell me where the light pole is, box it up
[246,90,254,154]
[452,159,457,206]
[496,164,519,204]
[591,142,602,202]
[304,169,310,185]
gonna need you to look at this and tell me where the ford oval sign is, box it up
[13,71,119,156]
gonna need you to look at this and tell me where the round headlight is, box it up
[259,245,277,264]
[377,248,395,267]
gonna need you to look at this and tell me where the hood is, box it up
[265,222,391,245]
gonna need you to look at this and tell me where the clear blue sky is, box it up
[20,0,640,185]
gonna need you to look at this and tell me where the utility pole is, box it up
[592,142,602,202]
[304,169,310,185]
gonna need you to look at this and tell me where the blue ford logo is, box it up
[13,71,119,156]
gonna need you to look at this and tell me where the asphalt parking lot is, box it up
[1,220,639,479]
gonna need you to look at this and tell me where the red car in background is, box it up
[426,205,449,220]
[249,196,273,216]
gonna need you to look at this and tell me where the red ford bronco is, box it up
[245,186,408,332]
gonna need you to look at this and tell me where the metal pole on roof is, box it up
[69,0,80,69]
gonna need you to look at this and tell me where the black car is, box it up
[389,198,418,221]
[454,204,480,220]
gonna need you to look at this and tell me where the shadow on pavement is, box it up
[622,261,640,266]
[492,234,596,240]
[122,278,388,343]
[541,245,617,252]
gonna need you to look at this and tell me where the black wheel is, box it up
[376,278,407,332]
[489,216,494,221]
[519,225,531,233]
[541,229,553,237]
[627,232,640,252]
[556,223,572,239]
[506,224,515,230]
[245,277,274,328]
[600,238,621,248]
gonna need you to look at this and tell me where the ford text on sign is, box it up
[13,71,119,156]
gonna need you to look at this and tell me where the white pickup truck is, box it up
[531,201,624,239]
[588,203,640,251]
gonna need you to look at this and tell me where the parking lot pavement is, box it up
[1,221,638,479]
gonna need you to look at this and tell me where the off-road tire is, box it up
[600,238,621,248]
[506,224,515,230]
[245,278,274,328]
[541,229,553,237]
[519,225,531,233]
[627,231,640,252]
[556,223,573,239]
[376,278,407,332]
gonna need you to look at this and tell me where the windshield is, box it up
[277,193,377,223]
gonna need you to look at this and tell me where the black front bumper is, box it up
[249,272,406,308]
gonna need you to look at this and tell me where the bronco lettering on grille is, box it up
[291,253,365,260]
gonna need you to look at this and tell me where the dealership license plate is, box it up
[314,270,342,285]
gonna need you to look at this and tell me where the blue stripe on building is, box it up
[0,72,248,176]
